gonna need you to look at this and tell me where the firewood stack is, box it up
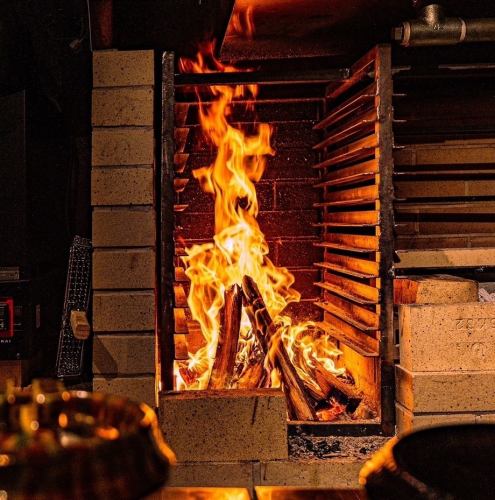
[188,275,367,421]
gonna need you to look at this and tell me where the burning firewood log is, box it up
[208,285,243,389]
[303,378,328,403]
[236,360,265,389]
[312,359,363,411]
[236,304,269,389]
[241,276,317,421]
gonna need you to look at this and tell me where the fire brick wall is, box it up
[91,50,156,406]
[174,96,322,324]
[395,275,495,433]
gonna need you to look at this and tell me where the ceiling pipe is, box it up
[393,3,495,46]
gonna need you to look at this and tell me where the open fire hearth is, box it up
[159,45,395,434]
[89,0,495,490]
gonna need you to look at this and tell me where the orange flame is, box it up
[231,5,255,39]
[176,42,344,412]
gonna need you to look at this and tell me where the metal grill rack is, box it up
[56,236,92,378]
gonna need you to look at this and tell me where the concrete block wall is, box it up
[159,389,363,492]
[91,50,156,407]
[395,276,495,434]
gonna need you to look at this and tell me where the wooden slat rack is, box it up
[312,46,395,433]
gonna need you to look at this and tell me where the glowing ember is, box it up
[175,41,345,418]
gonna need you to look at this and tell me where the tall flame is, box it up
[176,42,344,401]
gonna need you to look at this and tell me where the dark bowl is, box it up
[361,424,495,500]
[0,381,175,500]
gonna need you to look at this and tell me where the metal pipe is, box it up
[393,3,495,47]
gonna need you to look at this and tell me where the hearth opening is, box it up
[159,44,395,432]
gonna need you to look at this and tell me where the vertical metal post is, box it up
[375,45,396,435]
[159,51,176,390]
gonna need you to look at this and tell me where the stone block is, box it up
[395,364,495,413]
[475,414,495,423]
[257,458,362,489]
[395,402,477,436]
[394,275,478,305]
[93,291,154,332]
[93,375,155,407]
[159,389,288,462]
[167,462,254,489]
[93,334,155,375]
[92,128,154,166]
[93,50,154,87]
[92,207,155,247]
[93,248,155,289]
[92,87,153,126]
[91,166,153,206]
[399,302,495,371]
[149,488,250,500]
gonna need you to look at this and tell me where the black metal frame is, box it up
[159,51,176,390]
[158,48,396,435]
[375,45,396,436]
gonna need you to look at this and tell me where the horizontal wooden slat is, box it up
[323,308,377,341]
[316,158,378,183]
[313,221,377,229]
[325,292,379,327]
[323,271,379,302]
[315,241,375,254]
[319,271,379,302]
[174,308,188,334]
[175,267,188,282]
[323,210,379,225]
[320,252,379,277]
[174,153,189,173]
[185,320,206,354]
[313,109,376,150]
[315,281,378,305]
[395,179,495,198]
[314,171,376,189]
[174,204,189,212]
[314,198,375,208]
[325,48,376,100]
[324,233,379,251]
[316,294,379,330]
[174,103,190,126]
[174,178,189,192]
[315,82,376,130]
[316,321,379,357]
[174,128,189,153]
[315,261,375,279]
[325,252,379,276]
[395,247,495,269]
[323,184,378,204]
[174,285,188,308]
[316,301,375,332]
[313,135,377,170]
[174,334,189,360]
